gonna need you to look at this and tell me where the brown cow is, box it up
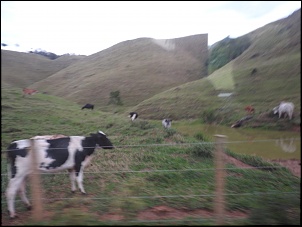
[244,105,255,114]
[22,88,38,97]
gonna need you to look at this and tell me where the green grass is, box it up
[1,87,300,225]
[135,51,300,126]
[1,10,301,225]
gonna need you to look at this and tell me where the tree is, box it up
[108,90,123,105]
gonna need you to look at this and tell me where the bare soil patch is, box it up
[135,205,248,221]
[269,159,301,177]
[222,152,300,178]
[99,205,248,222]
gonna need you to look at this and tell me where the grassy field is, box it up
[1,87,300,225]
[1,9,300,225]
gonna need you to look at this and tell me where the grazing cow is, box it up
[22,88,38,97]
[6,130,113,219]
[81,103,94,110]
[129,112,138,121]
[244,105,255,114]
[273,102,294,120]
[162,119,172,129]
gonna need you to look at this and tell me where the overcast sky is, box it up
[1,1,301,56]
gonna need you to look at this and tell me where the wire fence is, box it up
[1,137,301,225]
[1,137,300,152]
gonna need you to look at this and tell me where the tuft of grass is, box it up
[248,193,300,225]
[190,143,214,159]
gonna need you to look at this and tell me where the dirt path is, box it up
[222,152,300,178]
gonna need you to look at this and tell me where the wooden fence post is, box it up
[29,139,43,221]
[214,134,227,225]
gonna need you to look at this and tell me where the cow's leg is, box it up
[75,169,86,194]
[18,178,31,210]
[6,177,25,218]
[74,164,86,194]
[74,156,92,194]
[68,169,77,192]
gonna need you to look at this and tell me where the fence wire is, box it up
[1,137,300,153]
[1,138,300,225]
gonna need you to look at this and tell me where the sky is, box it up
[1,1,301,56]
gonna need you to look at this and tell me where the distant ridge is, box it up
[29,34,208,107]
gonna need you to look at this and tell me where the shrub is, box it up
[200,109,217,124]
[191,143,214,158]
[194,132,209,141]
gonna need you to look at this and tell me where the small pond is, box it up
[174,121,300,161]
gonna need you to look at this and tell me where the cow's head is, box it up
[91,131,114,149]
[273,106,279,114]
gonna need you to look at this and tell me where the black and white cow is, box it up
[129,112,138,121]
[81,103,94,110]
[6,130,113,219]
[162,119,172,129]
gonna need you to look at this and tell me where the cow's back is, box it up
[279,102,294,113]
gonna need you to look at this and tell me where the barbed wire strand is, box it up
[2,191,299,205]
[1,137,300,153]
[0,165,288,177]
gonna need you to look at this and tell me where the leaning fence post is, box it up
[214,134,227,225]
[29,139,43,221]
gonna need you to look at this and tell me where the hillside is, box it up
[132,9,301,128]
[1,86,300,226]
[1,50,85,88]
[29,35,208,108]
[1,9,300,129]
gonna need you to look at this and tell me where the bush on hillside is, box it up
[208,36,251,74]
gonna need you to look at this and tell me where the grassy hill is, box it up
[28,35,208,109]
[132,9,301,129]
[1,50,85,88]
[1,9,300,129]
